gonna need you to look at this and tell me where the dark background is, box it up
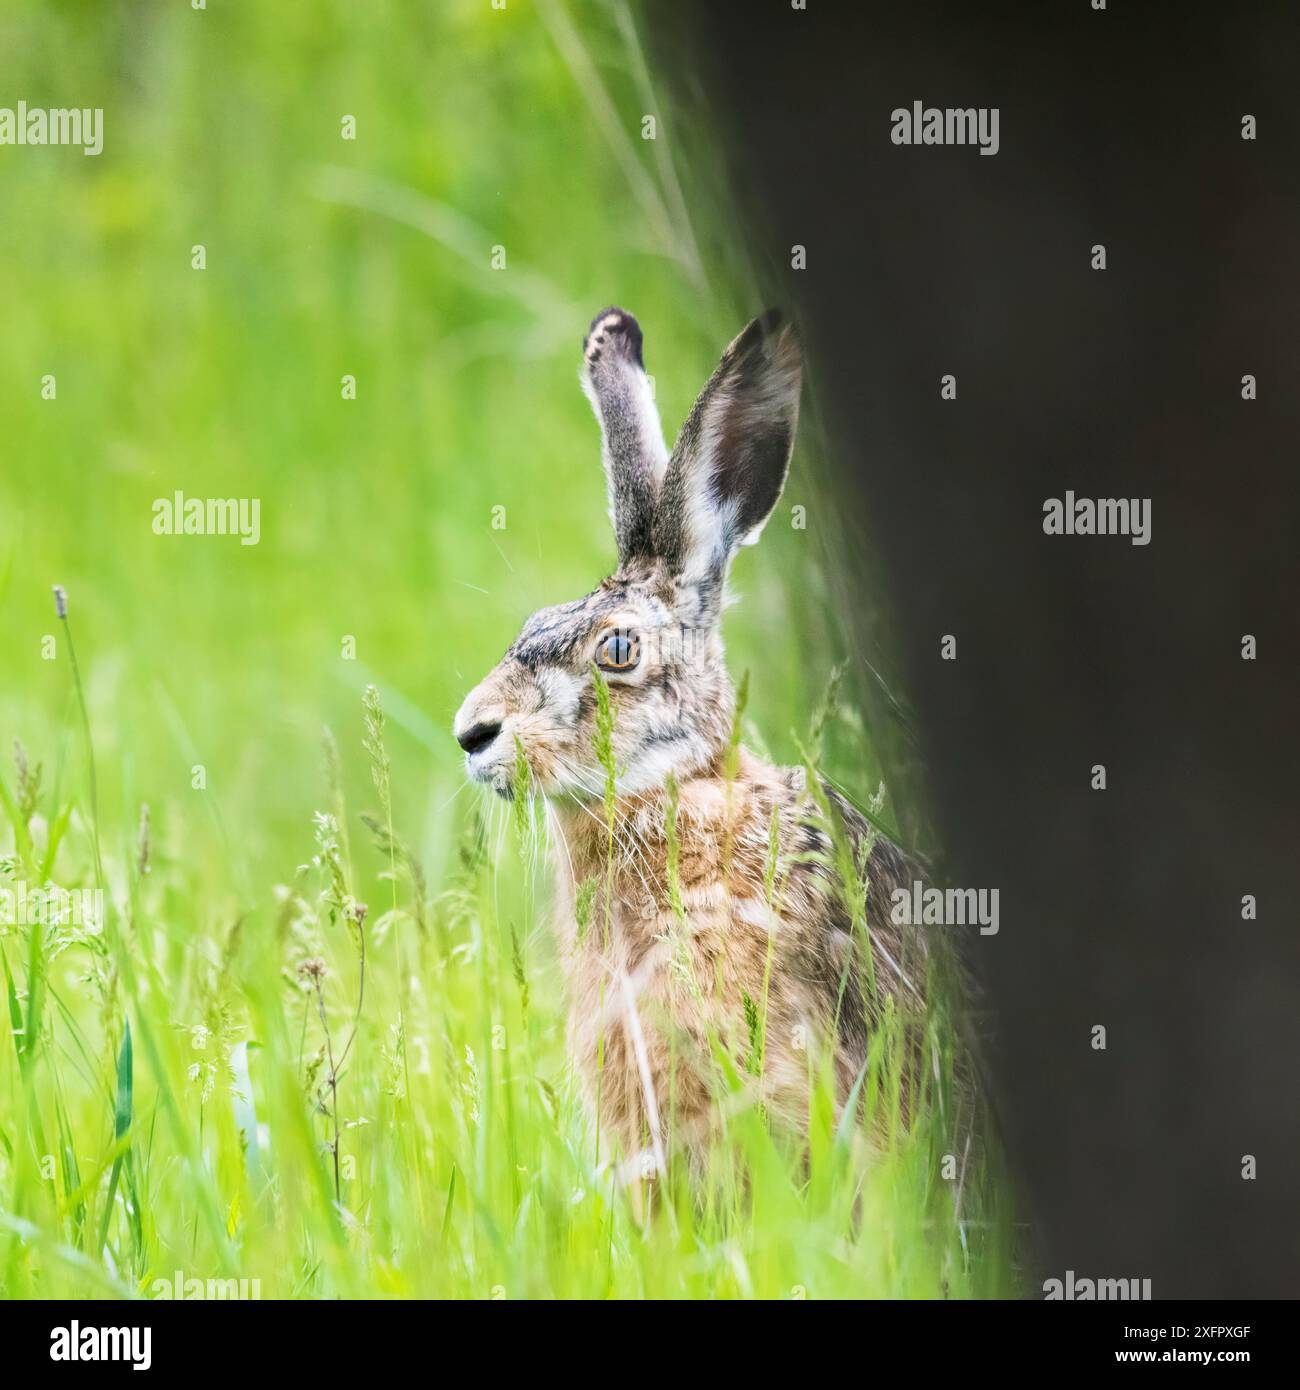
[654,0,1300,1297]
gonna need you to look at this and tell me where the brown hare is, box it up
[455,308,927,1175]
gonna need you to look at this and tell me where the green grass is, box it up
[0,0,1012,1299]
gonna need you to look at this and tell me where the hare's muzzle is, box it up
[457,720,501,756]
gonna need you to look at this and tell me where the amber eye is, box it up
[595,629,640,672]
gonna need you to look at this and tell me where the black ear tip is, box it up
[760,309,802,351]
[729,308,799,359]
[587,305,626,335]
[584,306,644,364]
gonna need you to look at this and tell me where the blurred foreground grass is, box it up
[0,1,1012,1297]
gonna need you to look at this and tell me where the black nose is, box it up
[457,720,502,756]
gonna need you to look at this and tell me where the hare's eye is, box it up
[595,629,640,672]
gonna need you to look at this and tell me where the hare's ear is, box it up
[653,310,801,581]
[581,308,669,565]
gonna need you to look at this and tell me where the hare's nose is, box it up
[457,720,502,756]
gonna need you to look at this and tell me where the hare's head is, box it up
[454,307,802,801]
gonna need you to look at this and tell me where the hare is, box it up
[455,308,928,1174]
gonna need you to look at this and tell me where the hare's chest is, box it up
[562,886,673,981]
[561,880,784,1023]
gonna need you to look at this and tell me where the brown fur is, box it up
[549,750,923,1169]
